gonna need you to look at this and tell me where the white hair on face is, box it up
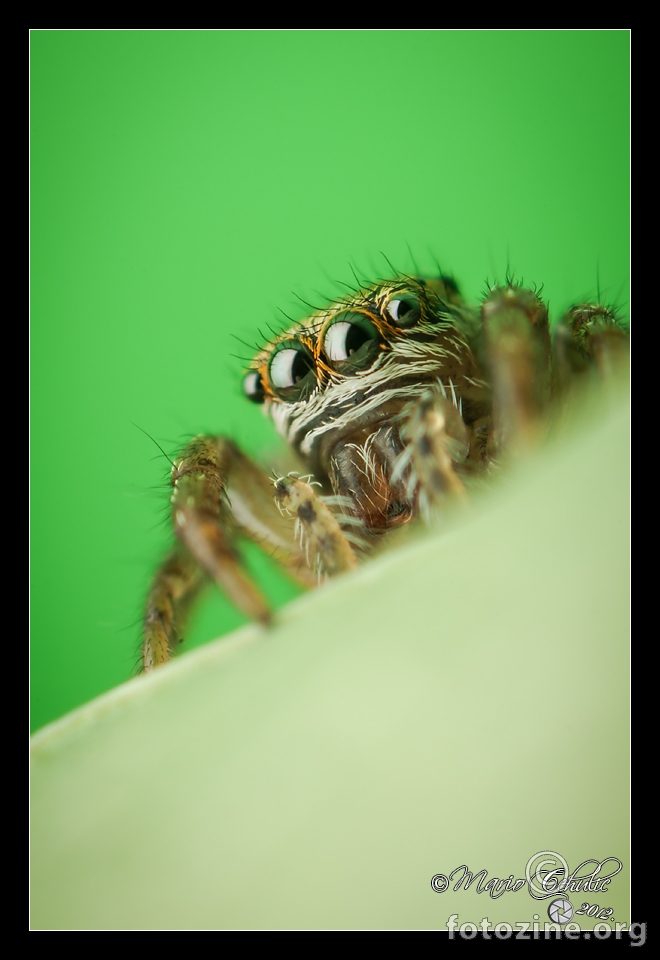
[268,333,465,458]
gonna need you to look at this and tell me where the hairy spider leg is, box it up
[272,474,358,577]
[142,436,316,670]
[481,285,552,455]
[143,549,206,670]
[398,389,470,519]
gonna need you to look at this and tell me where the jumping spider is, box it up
[142,272,628,670]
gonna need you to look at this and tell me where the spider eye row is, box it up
[243,291,423,404]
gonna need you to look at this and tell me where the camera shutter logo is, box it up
[548,898,574,924]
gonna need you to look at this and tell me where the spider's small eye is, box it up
[386,295,421,327]
[323,313,381,373]
[242,370,265,404]
[268,344,316,401]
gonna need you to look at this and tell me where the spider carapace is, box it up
[142,272,628,670]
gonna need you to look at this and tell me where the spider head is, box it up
[243,276,464,446]
[242,274,473,527]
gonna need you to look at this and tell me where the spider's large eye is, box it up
[386,295,421,327]
[242,370,266,404]
[323,313,381,373]
[268,344,316,401]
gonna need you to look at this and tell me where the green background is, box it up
[31,30,629,731]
